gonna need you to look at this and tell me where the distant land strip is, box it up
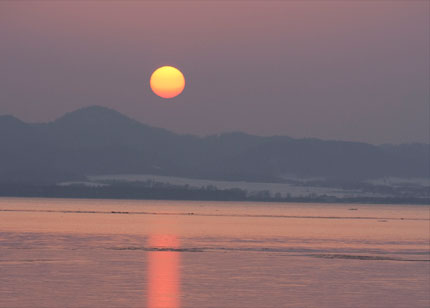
[0,183,428,205]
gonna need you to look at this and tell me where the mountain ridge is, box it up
[0,106,428,183]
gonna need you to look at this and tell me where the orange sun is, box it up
[150,66,185,99]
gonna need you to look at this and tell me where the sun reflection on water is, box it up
[147,235,181,308]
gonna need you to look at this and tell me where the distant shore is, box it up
[0,183,428,205]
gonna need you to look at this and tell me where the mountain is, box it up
[0,106,428,184]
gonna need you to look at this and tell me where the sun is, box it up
[150,66,185,99]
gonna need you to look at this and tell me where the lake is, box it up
[0,198,429,308]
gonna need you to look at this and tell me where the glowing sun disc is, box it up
[150,66,185,99]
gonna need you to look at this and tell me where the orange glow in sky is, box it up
[150,66,185,99]
[147,235,180,308]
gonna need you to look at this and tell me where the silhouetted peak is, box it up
[55,105,133,123]
[49,105,174,140]
[51,106,150,133]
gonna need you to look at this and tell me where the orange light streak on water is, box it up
[147,235,180,308]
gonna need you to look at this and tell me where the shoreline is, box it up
[0,185,428,205]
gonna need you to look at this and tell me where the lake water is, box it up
[0,198,429,308]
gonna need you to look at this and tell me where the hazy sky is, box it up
[0,1,428,144]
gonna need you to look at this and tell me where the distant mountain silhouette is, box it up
[0,106,428,183]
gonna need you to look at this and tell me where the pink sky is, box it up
[0,1,428,144]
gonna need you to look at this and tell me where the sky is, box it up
[0,1,428,144]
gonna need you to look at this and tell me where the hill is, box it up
[0,106,428,184]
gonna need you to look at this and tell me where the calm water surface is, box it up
[0,198,429,308]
